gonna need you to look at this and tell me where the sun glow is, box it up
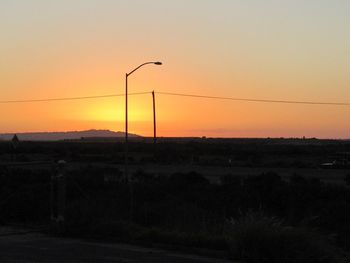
[87,105,121,122]
[83,96,153,123]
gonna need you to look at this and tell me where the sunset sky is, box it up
[1,0,350,138]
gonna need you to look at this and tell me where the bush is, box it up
[226,212,340,263]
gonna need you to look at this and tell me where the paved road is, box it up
[0,233,232,263]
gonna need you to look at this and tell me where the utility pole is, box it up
[152,91,157,146]
[152,91,157,160]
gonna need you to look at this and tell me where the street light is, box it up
[125,61,162,183]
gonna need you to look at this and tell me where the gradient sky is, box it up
[1,0,350,138]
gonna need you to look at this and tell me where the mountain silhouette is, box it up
[0,129,140,141]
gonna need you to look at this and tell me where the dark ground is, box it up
[0,231,232,263]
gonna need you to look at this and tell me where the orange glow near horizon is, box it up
[1,69,350,139]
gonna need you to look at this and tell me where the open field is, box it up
[112,164,349,185]
[1,137,349,184]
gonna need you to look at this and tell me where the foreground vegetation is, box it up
[1,139,350,262]
[1,165,350,262]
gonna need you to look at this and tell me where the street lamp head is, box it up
[127,61,162,76]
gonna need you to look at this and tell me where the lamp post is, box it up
[125,61,162,184]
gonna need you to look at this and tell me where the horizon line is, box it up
[0,129,349,141]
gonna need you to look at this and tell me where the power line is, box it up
[156,91,350,106]
[0,92,151,104]
[0,90,349,106]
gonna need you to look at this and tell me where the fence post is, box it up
[51,160,66,234]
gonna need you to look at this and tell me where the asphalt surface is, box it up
[0,232,232,263]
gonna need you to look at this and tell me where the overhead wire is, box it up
[0,92,151,104]
[155,91,350,106]
[0,90,349,106]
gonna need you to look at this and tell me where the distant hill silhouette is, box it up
[0,129,140,141]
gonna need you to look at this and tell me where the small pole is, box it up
[51,160,66,234]
[11,134,19,162]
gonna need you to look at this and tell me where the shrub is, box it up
[225,212,340,263]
